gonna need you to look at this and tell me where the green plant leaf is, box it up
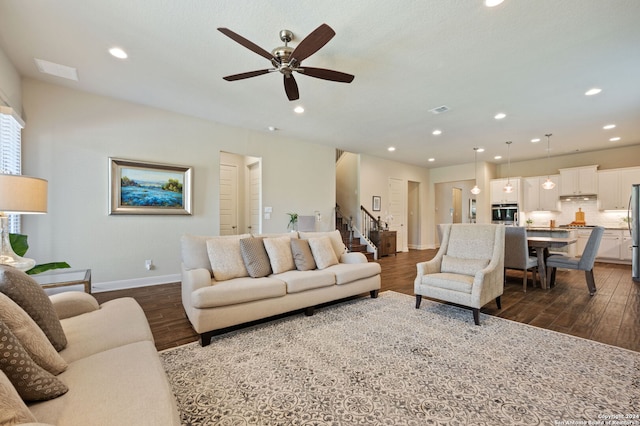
[9,233,29,257]
[26,262,71,275]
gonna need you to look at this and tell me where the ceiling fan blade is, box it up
[217,28,276,62]
[290,23,335,64]
[284,74,299,101]
[298,67,354,83]
[223,69,272,81]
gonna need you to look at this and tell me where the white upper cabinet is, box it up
[490,178,520,204]
[559,165,598,196]
[598,167,640,210]
[523,175,559,212]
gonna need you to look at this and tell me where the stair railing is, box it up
[360,205,380,259]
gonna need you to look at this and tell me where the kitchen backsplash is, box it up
[521,200,629,228]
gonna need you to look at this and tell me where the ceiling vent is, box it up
[429,105,450,114]
[34,58,79,81]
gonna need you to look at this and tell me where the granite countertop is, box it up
[524,226,628,231]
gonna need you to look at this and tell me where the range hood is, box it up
[560,194,597,202]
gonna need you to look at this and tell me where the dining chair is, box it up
[415,223,505,325]
[546,226,604,296]
[504,226,538,292]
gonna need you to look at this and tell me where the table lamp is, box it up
[0,174,48,271]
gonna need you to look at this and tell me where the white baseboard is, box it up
[92,273,181,293]
[408,244,433,250]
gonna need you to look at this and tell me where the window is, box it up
[0,106,25,233]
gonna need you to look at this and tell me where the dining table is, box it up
[527,236,578,289]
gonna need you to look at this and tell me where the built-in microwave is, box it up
[491,203,518,225]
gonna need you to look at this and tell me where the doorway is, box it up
[407,181,420,249]
[452,187,462,223]
[219,151,262,235]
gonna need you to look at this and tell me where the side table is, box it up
[370,230,397,257]
[32,269,92,294]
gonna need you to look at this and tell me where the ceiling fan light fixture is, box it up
[294,106,304,114]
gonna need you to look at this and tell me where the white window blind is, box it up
[0,106,25,234]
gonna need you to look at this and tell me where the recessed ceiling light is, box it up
[477,148,485,153]
[485,0,505,6]
[494,155,502,160]
[609,137,621,142]
[494,113,506,120]
[603,124,616,130]
[428,158,435,162]
[585,88,602,96]
[109,47,128,59]
[531,138,540,143]
[267,126,277,132]
[294,106,304,114]
[432,129,442,135]
[388,147,396,152]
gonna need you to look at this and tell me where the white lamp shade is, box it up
[542,178,556,190]
[0,174,48,214]
[470,185,481,195]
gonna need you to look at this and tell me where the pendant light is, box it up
[470,147,481,195]
[542,133,556,190]
[503,141,513,193]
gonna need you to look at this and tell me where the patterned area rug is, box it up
[160,291,640,425]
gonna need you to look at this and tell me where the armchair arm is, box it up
[49,291,99,319]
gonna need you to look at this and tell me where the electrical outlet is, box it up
[145,259,153,271]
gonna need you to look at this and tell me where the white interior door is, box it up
[248,161,261,234]
[220,163,238,235]
[388,177,405,252]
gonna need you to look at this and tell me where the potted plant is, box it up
[287,213,298,231]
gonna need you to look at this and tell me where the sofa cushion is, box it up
[28,341,180,426]
[0,370,38,424]
[308,236,339,269]
[441,255,489,277]
[421,272,474,294]
[0,293,67,375]
[240,237,272,278]
[263,236,295,274]
[191,277,287,309]
[58,297,154,364]
[290,239,317,271]
[271,270,335,294]
[299,230,346,259]
[0,266,67,351]
[206,237,249,281]
[325,262,382,285]
[0,318,68,401]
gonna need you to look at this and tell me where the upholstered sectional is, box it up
[181,230,381,346]
[0,266,179,426]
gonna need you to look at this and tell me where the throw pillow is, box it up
[0,266,67,351]
[0,318,68,401]
[308,236,339,270]
[239,237,272,278]
[290,239,317,271]
[299,230,346,259]
[263,236,295,274]
[206,237,249,281]
[0,293,68,375]
[441,255,490,277]
[0,370,38,425]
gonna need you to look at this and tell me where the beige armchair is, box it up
[414,224,505,325]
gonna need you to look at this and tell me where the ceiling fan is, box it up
[217,24,354,101]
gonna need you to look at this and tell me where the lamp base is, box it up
[0,216,36,272]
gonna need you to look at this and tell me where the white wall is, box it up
[359,154,430,251]
[20,78,336,288]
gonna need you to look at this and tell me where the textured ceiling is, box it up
[1,0,639,168]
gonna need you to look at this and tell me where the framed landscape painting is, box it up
[109,158,192,215]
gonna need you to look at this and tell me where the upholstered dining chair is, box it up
[546,226,604,296]
[504,226,538,292]
[414,223,505,325]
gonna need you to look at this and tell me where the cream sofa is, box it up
[181,230,381,346]
[1,290,180,426]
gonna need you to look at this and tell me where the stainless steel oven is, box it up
[491,203,518,225]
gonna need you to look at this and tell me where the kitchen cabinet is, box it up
[576,229,591,257]
[597,230,621,259]
[523,175,559,212]
[490,178,520,204]
[559,165,598,196]
[621,234,633,261]
[598,167,640,210]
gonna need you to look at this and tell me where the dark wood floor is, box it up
[94,249,640,352]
